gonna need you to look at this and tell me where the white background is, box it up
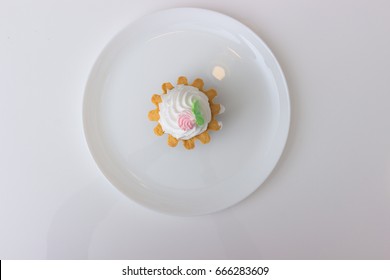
[1,0,390,259]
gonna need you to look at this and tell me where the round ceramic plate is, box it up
[83,8,290,215]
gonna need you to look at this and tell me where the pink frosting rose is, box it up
[178,111,195,131]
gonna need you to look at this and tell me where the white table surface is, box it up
[1,0,390,259]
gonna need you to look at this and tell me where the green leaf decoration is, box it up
[192,100,204,126]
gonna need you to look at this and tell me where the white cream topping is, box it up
[158,85,212,140]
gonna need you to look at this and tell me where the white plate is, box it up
[83,8,290,215]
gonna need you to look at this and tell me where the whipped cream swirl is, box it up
[158,85,211,140]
